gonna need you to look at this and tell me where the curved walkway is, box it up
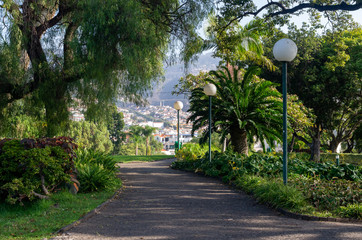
[56,159,361,240]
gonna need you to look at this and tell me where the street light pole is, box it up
[173,101,184,151]
[204,83,217,162]
[273,38,297,185]
[282,61,288,185]
[208,95,212,162]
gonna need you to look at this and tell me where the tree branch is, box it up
[224,1,362,31]
[40,174,50,195]
[36,0,73,36]
[31,191,49,199]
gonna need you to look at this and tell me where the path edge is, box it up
[52,185,125,237]
[171,166,362,224]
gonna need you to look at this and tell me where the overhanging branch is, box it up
[224,2,362,31]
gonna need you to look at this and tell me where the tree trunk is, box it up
[230,126,248,155]
[146,137,149,156]
[310,126,321,162]
[44,82,69,137]
[344,139,354,153]
[135,142,138,156]
[329,138,340,153]
[289,133,296,153]
[222,137,227,152]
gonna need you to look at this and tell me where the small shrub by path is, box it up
[112,155,174,163]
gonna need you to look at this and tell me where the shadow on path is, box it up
[57,159,362,240]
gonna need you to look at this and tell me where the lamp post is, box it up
[204,83,217,162]
[273,38,297,185]
[174,101,184,151]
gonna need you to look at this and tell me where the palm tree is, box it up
[143,126,157,156]
[187,66,283,155]
[129,125,144,155]
[205,19,275,71]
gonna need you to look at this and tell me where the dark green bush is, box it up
[0,140,73,204]
[74,149,121,192]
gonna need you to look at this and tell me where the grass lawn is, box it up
[0,188,120,240]
[112,155,174,163]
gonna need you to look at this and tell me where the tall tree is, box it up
[142,126,157,156]
[105,105,125,153]
[129,125,144,156]
[0,0,212,136]
[188,66,283,154]
[262,25,362,161]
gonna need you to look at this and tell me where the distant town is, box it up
[70,102,197,154]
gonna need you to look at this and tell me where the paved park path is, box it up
[55,159,362,240]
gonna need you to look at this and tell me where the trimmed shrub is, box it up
[0,139,75,204]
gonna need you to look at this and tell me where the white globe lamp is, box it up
[203,83,217,96]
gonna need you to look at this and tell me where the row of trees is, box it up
[0,100,162,155]
[179,15,361,161]
[0,1,361,160]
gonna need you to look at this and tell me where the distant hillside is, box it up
[148,52,220,108]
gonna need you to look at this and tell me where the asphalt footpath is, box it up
[53,158,362,240]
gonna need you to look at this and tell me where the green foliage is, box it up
[252,180,307,210]
[0,101,46,138]
[74,149,120,193]
[0,140,73,204]
[188,66,283,154]
[64,121,113,154]
[118,142,146,156]
[263,26,362,161]
[336,204,362,220]
[0,189,120,239]
[173,150,361,218]
[112,155,171,163]
[105,105,125,153]
[0,0,212,136]
[320,153,362,165]
[289,175,361,212]
[175,143,216,161]
[289,159,361,181]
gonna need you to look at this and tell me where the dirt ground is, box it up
[53,159,362,240]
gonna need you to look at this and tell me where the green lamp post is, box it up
[273,38,298,185]
[174,101,184,151]
[203,83,217,162]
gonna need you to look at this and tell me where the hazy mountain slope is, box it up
[148,52,219,108]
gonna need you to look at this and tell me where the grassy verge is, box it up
[112,155,174,163]
[0,186,121,240]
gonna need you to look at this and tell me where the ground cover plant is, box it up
[172,143,362,219]
[112,155,174,163]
